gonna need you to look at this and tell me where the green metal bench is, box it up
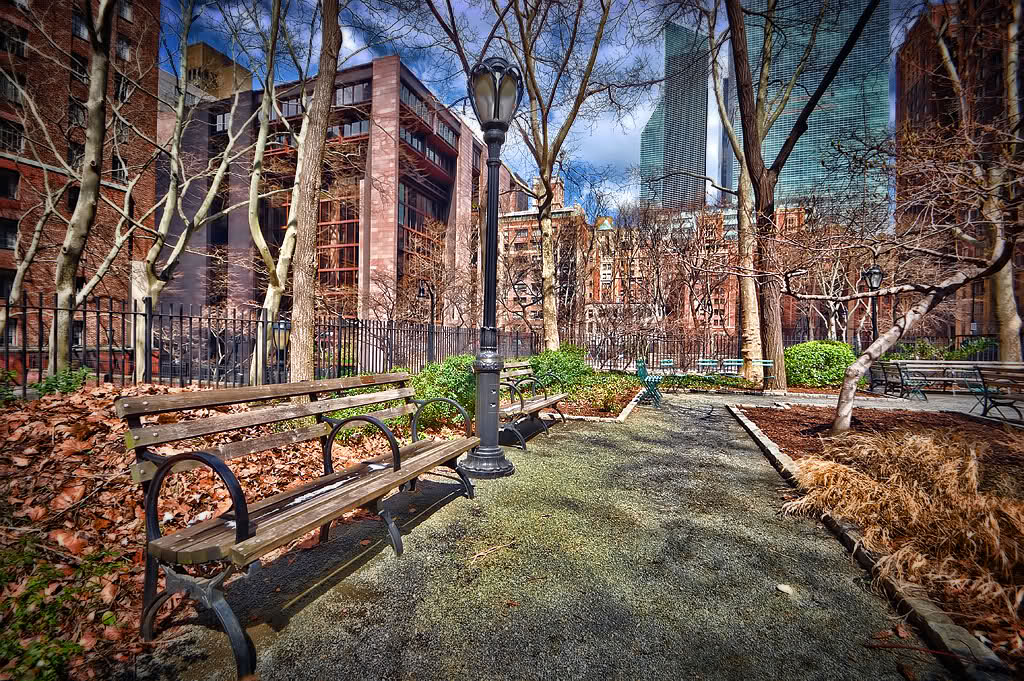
[636,359,663,406]
[695,359,719,375]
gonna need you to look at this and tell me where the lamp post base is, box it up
[461,444,515,479]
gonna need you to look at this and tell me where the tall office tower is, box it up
[718,56,736,202]
[639,22,709,209]
[730,0,890,201]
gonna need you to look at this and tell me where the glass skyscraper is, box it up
[730,0,890,201]
[639,23,709,209]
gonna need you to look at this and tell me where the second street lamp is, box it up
[417,280,436,364]
[863,264,884,341]
[461,56,523,479]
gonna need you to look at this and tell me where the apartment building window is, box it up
[0,72,22,104]
[515,190,529,211]
[0,119,23,152]
[0,218,15,248]
[0,169,18,199]
[436,120,457,148]
[343,119,368,137]
[425,143,454,175]
[211,111,229,133]
[334,82,369,107]
[111,155,126,183]
[0,268,13,297]
[72,11,88,40]
[113,120,132,144]
[70,53,88,83]
[68,97,86,127]
[399,84,429,120]
[515,229,527,239]
[3,318,16,345]
[66,186,79,211]
[399,127,424,153]
[600,258,612,284]
[71,319,84,346]
[114,72,131,101]
[0,20,26,57]
[118,0,133,22]
[68,142,84,170]
[275,97,302,119]
[115,36,132,62]
[472,147,481,172]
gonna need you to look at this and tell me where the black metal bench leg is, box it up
[533,413,551,436]
[378,508,403,556]
[449,463,475,499]
[140,589,171,640]
[399,477,418,493]
[553,404,567,424]
[319,520,332,545]
[502,423,528,451]
[141,552,159,628]
[210,589,257,679]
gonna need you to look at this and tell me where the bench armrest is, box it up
[323,415,403,472]
[145,450,251,546]
[535,372,565,393]
[500,381,526,417]
[514,375,547,399]
[412,398,473,441]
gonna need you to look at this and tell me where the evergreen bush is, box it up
[784,340,857,387]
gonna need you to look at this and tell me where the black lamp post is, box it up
[417,280,436,364]
[462,56,523,479]
[863,264,884,341]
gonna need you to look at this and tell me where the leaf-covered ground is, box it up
[0,384,462,680]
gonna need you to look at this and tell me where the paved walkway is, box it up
[135,397,952,681]
[675,389,982,414]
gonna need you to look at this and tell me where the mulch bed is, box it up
[542,385,640,419]
[742,405,1024,492]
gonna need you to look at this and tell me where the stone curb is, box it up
[726,403,1012,681]
[538,389,645,424]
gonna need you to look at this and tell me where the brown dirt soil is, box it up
[743,405,1023,477]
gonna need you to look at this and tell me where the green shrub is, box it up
[31,367,93,397]
[409,354,476,428]
[575,374,641,411]
[528,344,592,391]
[661,373,757,391]
[784,341,856,387]
[947,337,995,360]
[882,337,996,361]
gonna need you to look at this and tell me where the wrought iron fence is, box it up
[0,296,540,395]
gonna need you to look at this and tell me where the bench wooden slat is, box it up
[502,361,531,369]
[228,437,478,565]
[115,373,410,418]
[149,438,470,564]
[129,403,420,483]
[502,369,533,378]
[125,387,416,450]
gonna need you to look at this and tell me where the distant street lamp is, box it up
[462,56,523,479]
[417,280,436,364]
[863,264,884,341]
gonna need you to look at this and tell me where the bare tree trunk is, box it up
[754,185,786,391]
[289,0,341,384]
[737,172,763,381]
[990,257,1021,360]
[539,203,560,351]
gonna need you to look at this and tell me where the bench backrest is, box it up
[976,367,1024,389]
[898,360,1024,369]
[116,373,413,482]
[500,360,534,381]
[696,359,719,369]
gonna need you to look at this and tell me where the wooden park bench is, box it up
[974,366,1024,421]
[115,374,478,678]
[496,360,567,449]
[897,360,1024,394]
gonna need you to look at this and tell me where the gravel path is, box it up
[134,397,952,681]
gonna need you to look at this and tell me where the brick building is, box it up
[0,0,160,346]
[160,52,529,325]
[896,2,1024,339]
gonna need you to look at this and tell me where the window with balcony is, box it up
[274,97,302,119]
[436,120,457,148]
[0,169,18,199]
[334,82,369,107]
[400,84,429,120]
[0,218,15,248]
[0,20,26,57]
[425,143,454,175]
[399,127,424,153]
[72,11,88,40]
[0,119,23,152]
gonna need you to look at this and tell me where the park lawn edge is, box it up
[726,403,1012,681]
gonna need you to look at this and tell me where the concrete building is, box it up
[159,52,526,326]
[0,0,160,341]
[639,22,709,209]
